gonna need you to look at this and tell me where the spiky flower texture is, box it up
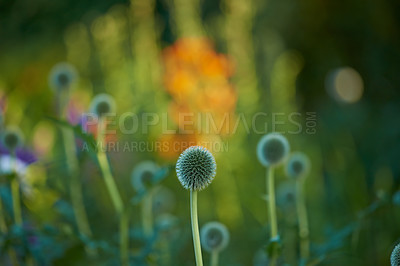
[392,243,400,266]
[176,146,216,191]
[257,133,290,167]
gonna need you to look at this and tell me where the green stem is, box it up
[62,127,93,239]
[0,194,7,232]
[0,194,18,265]
[267,167,278,238]
[11,154,22,226]
[120,210,129,266]
[296,179,309,261]
[267,167,278,266]
[142,191,153,237]
[11,178,22,226]
[190,190,203,266]
[96,118,128,265]
[96,151,124,214]
[210,250,219,266]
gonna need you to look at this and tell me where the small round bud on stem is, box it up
[286,152,311,179]
[1,126,24,152]
[131,161,159,192]
[257,133,290,167]
[48,62,78,91]
[89,93,116,118]
[176,146,216,191]
[200,222,230,253]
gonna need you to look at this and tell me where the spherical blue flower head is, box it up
[1,126,24,152]
[200,221,229,253]
[89,93,116,118]
[176,146,216,191]
[48,62,78,91]
[391,243,400,266]
[131,161,159,192]
[286,152,311,179]
[257,133,290,167]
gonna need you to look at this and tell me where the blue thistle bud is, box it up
[391,243,400,266]
[1,126,24,152]
[200,222,229,253]
[176,146,216,191]
[285,152,311,179]
[89,93,116,118]
[257,133,290,167]
[131,161,158,192]
[48,62,78,91]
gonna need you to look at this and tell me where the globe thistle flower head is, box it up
[286,152,311,179]
[200,221,229,253]
[1,126,24,152]
[89,93,116,118]
[391,243,400,266]
[176,146,216,191]
[257,133,290,167]
[48,62,78,91]
[131,161,159,192]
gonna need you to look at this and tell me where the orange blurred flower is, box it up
[160,37,237,159]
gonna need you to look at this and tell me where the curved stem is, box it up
[267,167,278,266]
[296,179,309,261]
[96,151,124,214]
[210,250,219,266]
[190,190,203,266]
[96,119,124,214]
[62,127,93,238]
[96,118,128,265]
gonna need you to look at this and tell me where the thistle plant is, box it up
[49,64,95,257]
[48,62,77,91]
[48,62,78,117]
[257,133,290,265]
[1,126,24,226]
[392,243,400,266]
[176,146,217,266]
[200,222,230,266]
[90,93,128,266]
[131,161,159,237]
[286,152,311,263]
